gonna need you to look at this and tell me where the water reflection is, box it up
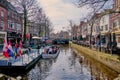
[5,45,119,80]
[27,59,56,80]
[21,45,92,80]
[72,49,119,80]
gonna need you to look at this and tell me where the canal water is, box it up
[1,45,119,80]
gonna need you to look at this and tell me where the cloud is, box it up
[38,0,90,33]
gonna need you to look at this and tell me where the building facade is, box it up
[110,0,120,48]
[0,0,23,45]
[71,24,79,40]
[0,0,8,45]
[100,11,110,48]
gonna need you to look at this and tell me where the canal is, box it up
[1,45,119,80]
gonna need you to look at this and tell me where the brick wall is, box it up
[0,6,7,31]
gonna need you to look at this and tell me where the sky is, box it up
[38,0,90,33]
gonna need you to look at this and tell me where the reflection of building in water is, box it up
[82,56,118,80]
[73,51,118,80]
[28,59,56,80]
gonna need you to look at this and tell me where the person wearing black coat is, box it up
[37,44,41,54]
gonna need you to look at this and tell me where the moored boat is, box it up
[41,46,60,59]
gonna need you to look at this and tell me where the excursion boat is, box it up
[0,49,42,76]
[41,47,60,59]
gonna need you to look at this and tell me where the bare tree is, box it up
[74,0,114,48]
[76,0,112,12]
[47,21,54,36]
[45,18,54,38]
[34,8,45,37]
[10,0,39,43]
[69,20,74,40]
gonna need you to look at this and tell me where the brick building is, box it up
[110,0,120,48]
[0,0,8,45]
[0,0,23,45]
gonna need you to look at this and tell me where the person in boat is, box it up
[48,47,53,54]
[52,46,57,53]
[37,44,41,54]
[27,47,31,53]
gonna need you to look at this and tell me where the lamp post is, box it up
[97,26,101,51]
[44,17,48,44]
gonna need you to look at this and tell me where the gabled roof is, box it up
[6,1,17,12]
[0,0,8,9]
[0,0,17,12]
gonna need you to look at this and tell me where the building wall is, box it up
[99,13,110,47]
[100,14,110,33]
[0,5,7,31]
[81,22,87,38]
[27,21,39,38]
[0,0,23,44]
[72,25,78,38]
[110,0,120,48]
[87,22,91,36]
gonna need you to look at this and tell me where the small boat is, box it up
[41,48,60,59]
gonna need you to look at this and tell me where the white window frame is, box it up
[1,21,4,30]
[1,11,4,17]
[16,23,21,31]
[8,20,14,29]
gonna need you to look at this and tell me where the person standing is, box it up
[37,44,41,54]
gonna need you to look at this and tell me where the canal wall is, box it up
[0,74,16,80]
[70,43,120,74]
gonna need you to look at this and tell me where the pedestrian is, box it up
[37,44,41,54]
[107,41,112,54]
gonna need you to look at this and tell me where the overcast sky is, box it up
[38,0,113,33]
[37,0,90,33]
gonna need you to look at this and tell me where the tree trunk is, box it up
[89,22,94,49]
[23,6,27,43]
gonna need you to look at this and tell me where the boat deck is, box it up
[0,48,43,66]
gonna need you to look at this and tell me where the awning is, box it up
[82,35,86,38]
[32,36,42,39]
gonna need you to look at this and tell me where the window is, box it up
[0,38,4,45]
[102,17,104,24]
[16,23,21,30]
[101,26,103,31]
[96,26,100,32]
[118,37,120,43]
[8,20,14,29]
[101,37,106,44]
[1,11,4,17]
[8,12,10,16]
[8,20,11,28]
[0,21,4,30]
[113,20,118,28]
[105,25,108,31]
